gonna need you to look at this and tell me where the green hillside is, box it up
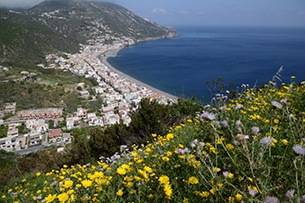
[1,76,305,202]
[0,10,79,69]
[0,0,176,69]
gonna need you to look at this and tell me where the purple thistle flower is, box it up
[51,181,57,187]
[36,196,42,200]
[285,189,295,200]
[190,142,196,148]
[200,111,216,121]
[221,120,228,128]
[199,142,205,147]
[264,196,280,203]
[177,147,191,154]
[248,188,258,196]
[280,98,287,103]
[235,120,242,126]
[251,126,260,133]
[293,144,305,155]
[260,137,273,147]
[271,100,282,109]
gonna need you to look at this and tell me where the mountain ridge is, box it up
[0,0,177,69]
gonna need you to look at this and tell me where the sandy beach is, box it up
[100,48,179,101]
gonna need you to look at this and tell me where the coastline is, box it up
[100,47,179,101]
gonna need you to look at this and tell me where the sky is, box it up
[0,0,305,28]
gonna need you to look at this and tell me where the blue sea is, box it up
[108,26,305,103]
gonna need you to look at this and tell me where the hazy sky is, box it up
[1,0,305,27]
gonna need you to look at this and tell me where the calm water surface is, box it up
[108,26,305,102]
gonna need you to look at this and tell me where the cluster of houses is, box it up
[0,104,72,153]
[45,42,175,128]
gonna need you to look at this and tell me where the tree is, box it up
[89,126,122,159]
[0,125,8,138]
[66,133,93,165]
[17,123,26,134]
[48,120,54,129]
[129,98,174,140]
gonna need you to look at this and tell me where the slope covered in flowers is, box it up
[1,78,305,202]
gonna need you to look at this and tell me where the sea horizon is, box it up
[108,25,305,103]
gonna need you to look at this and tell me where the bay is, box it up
[108,26,305,103]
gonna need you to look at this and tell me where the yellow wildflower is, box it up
[271,137,278,147]
[235,193,243,201]
[264,119,270,123]
[81,180,92,188]
[280,139,288,145]
[187,176,199,185]
[213,167,221,173]
[126,181,134,187]
[63,180,73,189]
[228,172,234,179]
[166,133,174,140]
[162,156,170,162]
[228,196,235,203]
[57,193,69,202]
[210,188,216,194]
[209,146,217,154]
[226,143,234,150]
[183,197,189,203]
[200,191,210,198]
[131,151,138,157]
[116,167,127,176]
[158,175,170,185]
[164,184,173,199]
[116,189,124,197]
[174,164,181,168]
[44,194,57,203]
[144,166,153,173]
[166,151,173,156]
[175,125,182,130]
[217,183,223,188]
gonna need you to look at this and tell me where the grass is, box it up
[0,76,304,202]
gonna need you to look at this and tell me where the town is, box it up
[0,39,177,154]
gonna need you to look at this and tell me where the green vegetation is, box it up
[0,125,8,139]
[0,18,79,69]
[0,76,304,202]
[0,68,98,113]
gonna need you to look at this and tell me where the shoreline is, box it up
[100,47,179,101]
